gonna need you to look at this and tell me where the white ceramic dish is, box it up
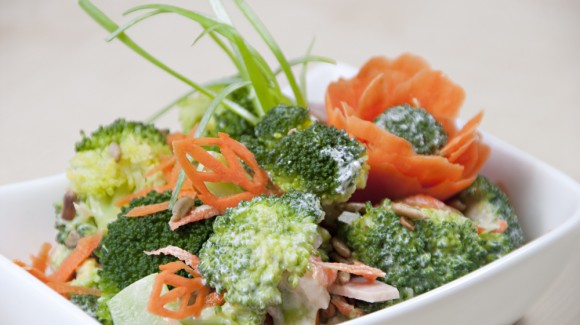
[1,64,580,325]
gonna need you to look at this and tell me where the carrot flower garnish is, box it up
[148,261,209,319]
[173,132,270,213]
[325,54,490,201]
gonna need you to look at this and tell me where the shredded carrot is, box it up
[146,156,177,178]
[46,282,102,297]
[173,133,270,213]
[148,261,210,319]
[115,185,172,207]
[30,242,52,273]
[400,194,447,209]
[313,259,385,281]
[145,246,200,271]
[14,239,102,299]
[124,201,170,217]
[48,232,102,283]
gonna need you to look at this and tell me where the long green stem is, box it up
[234,0,306,107]
[79,0,257,124]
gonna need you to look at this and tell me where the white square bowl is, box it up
[1,64,579,325]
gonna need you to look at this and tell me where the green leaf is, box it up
[80,0,257,124]
[300,38,316,104]
[234,0,306,107]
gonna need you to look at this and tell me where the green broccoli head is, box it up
[70,294,100,321]
[198,192,324,312]
[74,119,168,152]
[340,200,512,305]
[253,104,313,145]
[457,175,525,249]
[178,86,257,140]
[260,123,368,205]
[374,104,448,155]
[96,190,214,297]
[67,119,172,229]
[198,302,267,325]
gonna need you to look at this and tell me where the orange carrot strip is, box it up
[400,194,447,209]
[30,242,52,273]
[115,185,172,207]
[124,201,170,217]
[48,233,102,283]
[312,259,385,281]
[146,156,177,177]
[145,246,201,271]
[46,282,102,297]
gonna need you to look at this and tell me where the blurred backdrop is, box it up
[1,0,579,323]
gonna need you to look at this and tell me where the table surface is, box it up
[1,1,579,324]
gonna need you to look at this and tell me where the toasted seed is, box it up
[392,202,428,220]
[320,302,337,319]
[61,191,77,221]
[330,252,352,264]
[331,237,351,258]
[337,271,351,284]
[64,229,81,248]
[447,199,466,212]
[108,142,121,162]
[344,202,366,214]
[399,216,415,231]
[171,196,196,222]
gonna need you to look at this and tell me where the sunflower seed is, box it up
[392,202,428,220]
[331,237,351,258]
[171,196,196,222]
[399,216,415,231]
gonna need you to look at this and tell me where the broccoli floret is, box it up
[97,190,214,296]
[259,123,368,205]
[374,104,448,155]
[74,119,168,152]
[178,86,257,140]
[195,302,267,325]
[67,119,172,230]
[240,104,312,163]
[198,192,324,317]
[457,175,525,249]
[253,104,313,145]
[340,200,512,307]
[54,202,98,248]
[70,294,100,320]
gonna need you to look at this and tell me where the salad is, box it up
[13,1,525,324]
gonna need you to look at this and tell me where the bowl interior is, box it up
[1,64,579,325]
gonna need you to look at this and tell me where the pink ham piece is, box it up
[328,277,400,303]
[144,245,200,269]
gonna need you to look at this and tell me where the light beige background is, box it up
[1,0,579,323]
